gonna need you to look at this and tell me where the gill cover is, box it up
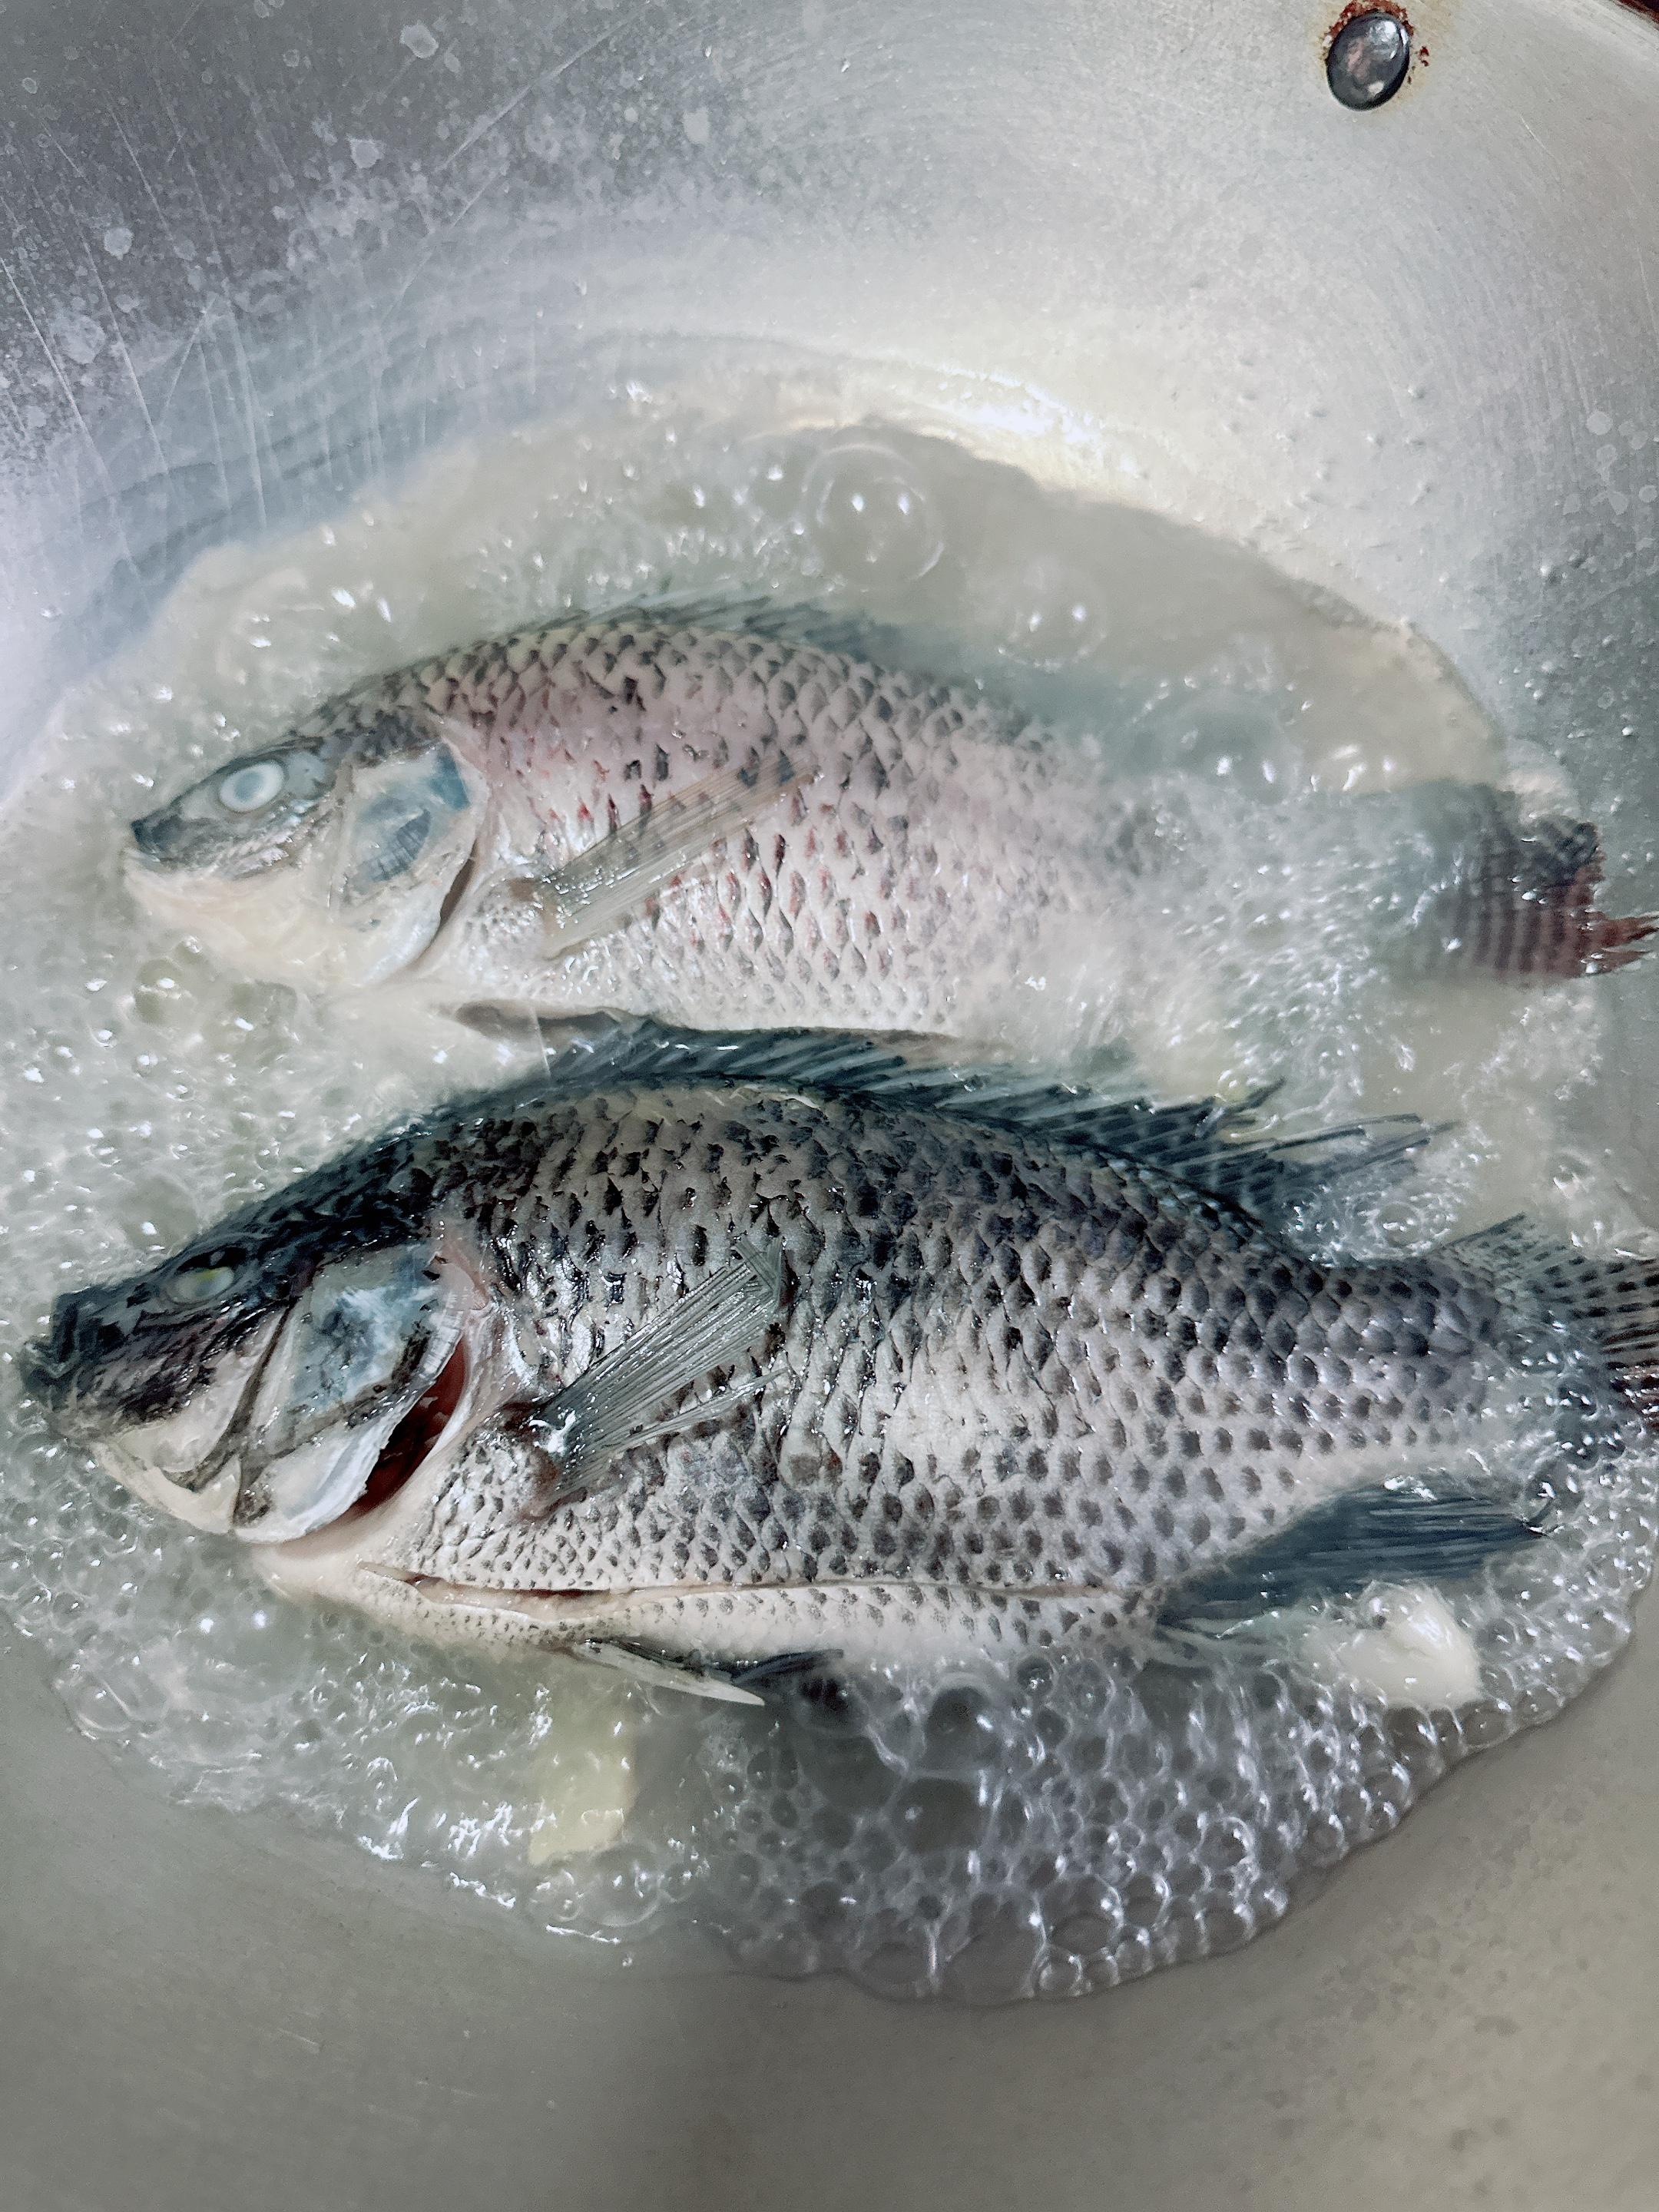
[232,1248,466,1544]
[320,740,482,988]
[333,743,475,905]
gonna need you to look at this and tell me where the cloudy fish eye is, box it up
[217,759,286,814]
[164,1261,241,1306]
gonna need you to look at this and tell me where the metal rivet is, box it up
[1327,12,1412,110]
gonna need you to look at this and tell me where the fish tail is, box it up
[1355,783,1654,981]
[1449,1215,1659,1432]
[1161,1485,1541,1627]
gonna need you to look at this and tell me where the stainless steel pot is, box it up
[4,2,1658,2204]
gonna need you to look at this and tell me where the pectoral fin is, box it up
[537,755,815,953]
[515,1235,786,1515]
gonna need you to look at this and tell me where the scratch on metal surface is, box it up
[1515,113,1561,181]
[41,133,87,182]
[442,161,514,233]
[0,252,137,573]
[138,55,280,533]
[11,159,158,478]
[1636,240,1659,351]
[436,15,635,177]
[434,80,537,174]
[73,229,167,473]
[0,366,29,450]
[1568,571,1651,623]
[238,77,300,197]
[155,307,208,426]
[102,94,184,253]
[168,0,207,49]
[224,311,270,531]
[549,13,644,81]
[153,306,234,531]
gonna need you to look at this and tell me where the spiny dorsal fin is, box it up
[1347,782,1654,981]
[561,590,926,676]
[479,1018,1442,1237]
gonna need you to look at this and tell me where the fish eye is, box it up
[217,759,286,815]
[164,1261,241,1307]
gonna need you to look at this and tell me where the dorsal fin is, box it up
[475,1018,1442,1239]
[562,589,926,675]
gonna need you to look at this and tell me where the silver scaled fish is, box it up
[126,601,1653,1064]
[26,1025,1656,1699]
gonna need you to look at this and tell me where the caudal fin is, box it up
[1359,783,1654,982]
[1451,1214,1659,1431]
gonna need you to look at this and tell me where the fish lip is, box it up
[29,1306,282,1465]
[57,1309,288,1535]
[20,1342,83,1416]
[127,814,170,865]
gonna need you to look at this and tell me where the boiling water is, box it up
[1,370,1654,2002]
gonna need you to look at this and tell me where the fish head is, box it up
[24,1179,488,1547]
[126,711,486,992]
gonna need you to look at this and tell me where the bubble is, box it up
[798,439,943,586]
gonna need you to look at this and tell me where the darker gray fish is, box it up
[28,1024,1653,1692]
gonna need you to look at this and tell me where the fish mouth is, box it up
[66,1315,284,1535]
[122,826,482,996]
[127,815,168,866]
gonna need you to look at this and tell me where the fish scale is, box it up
[291,613,1118,1045]
[391,1084,1492,1621]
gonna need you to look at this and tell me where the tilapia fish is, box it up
[26,1024,1659,1694]
[126,602,1651,1064]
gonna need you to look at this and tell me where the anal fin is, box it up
[1161,1485,1541,1627]
[571,1638,834,1707]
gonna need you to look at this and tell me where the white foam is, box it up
[1303,1588,1484,1711]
